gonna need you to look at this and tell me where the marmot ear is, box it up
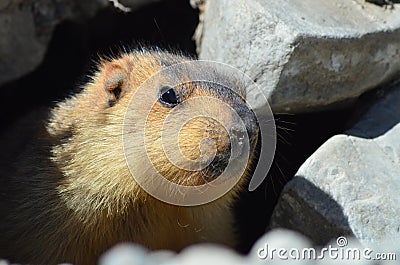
[102,60,130,107]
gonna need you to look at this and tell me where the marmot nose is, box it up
[232,105,259,148]
[229,124,257,156]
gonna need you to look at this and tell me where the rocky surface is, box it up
[0,0,108,87]
[270,84,400,245]
[193,0,400,113]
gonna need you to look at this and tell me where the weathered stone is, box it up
[0,0,108,86]
[99,243,155,265]
[270,84,400,245]
[269,176,354,245]
[164,244,245,265]
[194,0,400,113]
[248,229,312,265]
[148,249,176,264]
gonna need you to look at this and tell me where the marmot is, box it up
[0,49,260,265]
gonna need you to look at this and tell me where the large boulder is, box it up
[0,0,108,87]
[270,83,400,245]
[193,0,400,113]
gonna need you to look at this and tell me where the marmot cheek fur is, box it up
[0,50,260,265]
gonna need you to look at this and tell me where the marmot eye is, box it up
[159,86,179,107]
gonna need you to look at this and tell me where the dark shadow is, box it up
[0,111,75,264]
[346,83,400,138]
[365,0,400,7]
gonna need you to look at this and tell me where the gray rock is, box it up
[367,238,400,265]
[269,176,354,246]
[270,85,400,245]
[0,0,107,86]
[163,244,245,265]
[248,229,313,265]
[148,249,176,264]
[193,0,400,113]
[318,237,375,265]
[99,243,155,265]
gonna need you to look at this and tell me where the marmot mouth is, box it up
[200,151,230,182]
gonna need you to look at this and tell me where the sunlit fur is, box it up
[0,50,259,265]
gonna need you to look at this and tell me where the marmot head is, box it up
[52,50,260,205]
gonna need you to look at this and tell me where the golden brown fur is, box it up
[0,50,259,265]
